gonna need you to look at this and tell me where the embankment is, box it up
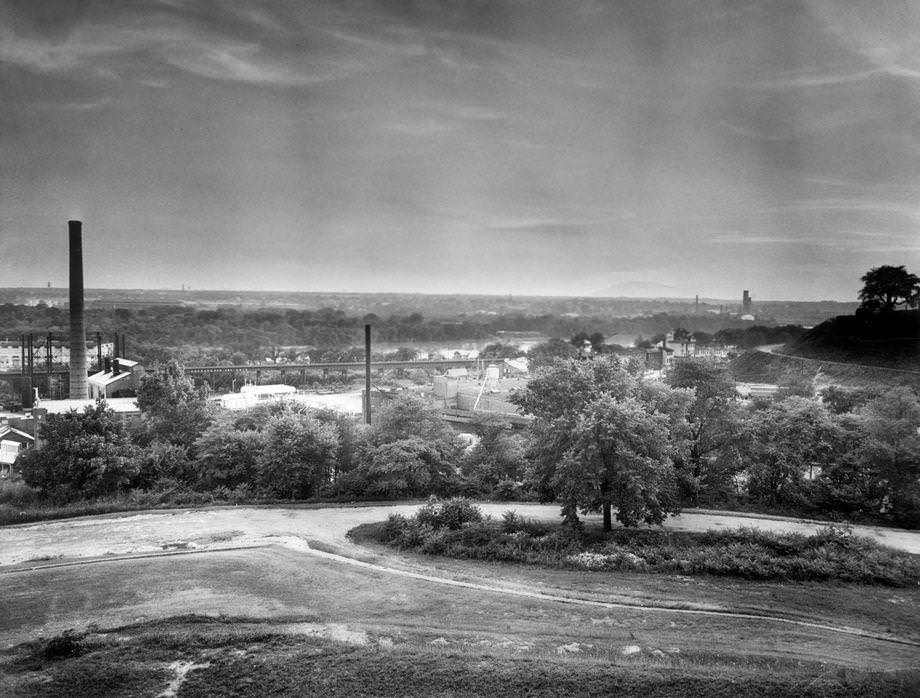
[730,349,920,389]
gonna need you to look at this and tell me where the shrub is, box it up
[501,510,549,536]
[415,496,483,530]
[366,517,920,586]
[42,630,84,660]
[0,480,40,506]
[380,513,411,544]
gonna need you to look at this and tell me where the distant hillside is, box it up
[783,310,920,370]
[731,350,920,390]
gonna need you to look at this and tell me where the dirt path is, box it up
[2,503,918,568]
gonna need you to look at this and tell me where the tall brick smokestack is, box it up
[68,220,88,399]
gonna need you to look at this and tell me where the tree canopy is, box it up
[513,356,688,529]
[19,401,140,501]
[135,362,214,451]
[858,265,920,312]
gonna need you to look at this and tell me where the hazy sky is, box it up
[2,0,919,300]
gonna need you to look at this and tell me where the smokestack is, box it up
[364,324,372,425]
[68,220,88,399]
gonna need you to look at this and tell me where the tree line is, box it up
[1,303,782,368]
[15,357,920,529]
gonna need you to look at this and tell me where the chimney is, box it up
[68,220,88,399]
[104,356,112,373]
[112,358,120,376]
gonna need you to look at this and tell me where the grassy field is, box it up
[2,615,919,697]
[2,506,919,696]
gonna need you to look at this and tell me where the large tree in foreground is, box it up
[513,356,688,529]
[858,265,920,312]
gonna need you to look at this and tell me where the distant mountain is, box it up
[590,281,710,299]
[783,309,920,370]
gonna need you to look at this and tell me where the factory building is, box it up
[0,339,114,371]
[87,358,145,399]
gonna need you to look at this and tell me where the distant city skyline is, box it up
[2,0,919,301]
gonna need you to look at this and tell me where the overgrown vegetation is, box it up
[365,500,920,587]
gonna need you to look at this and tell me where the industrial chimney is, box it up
[68,220,88,399]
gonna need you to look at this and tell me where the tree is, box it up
[479,343,523,360]
[370,393,458,448]
[135,362,214,451]
[460,415,526,494]
[19,402,139,501]
[664,360,744,505]
[257,412,340,499]
[348,393,461,497]
[526,338,579,370]
[570,332,605,354]
[850,387,920,526]
[858,265,920,312]
[193,420,265,489]
[561,396,679,528]
[513,356,687,529]
[358,437,458,498]
[743,397,843,509]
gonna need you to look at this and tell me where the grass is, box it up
[357,504,920,587]
[2,616,918,697]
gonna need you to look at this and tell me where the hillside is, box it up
[783,309,919,370]
[730,349,920,390]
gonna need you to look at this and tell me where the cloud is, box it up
[0,4,413,87]
[753,67,884,89]
[808,0,920,81]
[385,119,455,136]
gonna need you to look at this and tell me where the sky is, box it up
[1,0,919,301]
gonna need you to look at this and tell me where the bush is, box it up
[415,496,483,530]
[365,517,920,586]
[0,480,40,506]
[500,510,548,536]
[42,630,84,660]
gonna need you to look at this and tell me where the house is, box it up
[644,343,675,369]
[88,358,145,399]
[0,424,34,476]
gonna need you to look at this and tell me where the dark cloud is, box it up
[0,0,918,298]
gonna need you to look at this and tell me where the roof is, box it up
[240,384,296,395]
[88,370,135,387]
[0,425,34,442]
[503,358,529,373]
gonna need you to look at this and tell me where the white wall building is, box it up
[0,340,114,370]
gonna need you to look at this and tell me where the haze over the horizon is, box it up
[2,0,919,302]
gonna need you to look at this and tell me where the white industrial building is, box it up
[0,339,114,370]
